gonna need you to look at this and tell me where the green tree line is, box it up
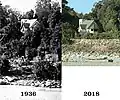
[62,0,120,44]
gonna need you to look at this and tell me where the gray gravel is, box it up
[62,52,120,66]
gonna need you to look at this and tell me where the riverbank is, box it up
[62,39,120,66]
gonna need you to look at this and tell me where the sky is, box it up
[67,0,100,14]
[0,0,61,13]
[1,0,37,13]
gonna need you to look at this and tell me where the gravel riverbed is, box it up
[62,52,120,66]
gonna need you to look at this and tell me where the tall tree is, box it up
[0,1,7,28]
[34,0,61,60]
[91,0,120,31]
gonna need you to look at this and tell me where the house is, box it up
[78,19,99,34]
[20,19,38,33]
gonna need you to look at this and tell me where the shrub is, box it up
[0,55,11,76]
[33,60,61,80]
[79,31,120,39]
[62,22,75,44]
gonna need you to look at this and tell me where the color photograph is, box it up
[62,0,120,66]
[62,1,120,100]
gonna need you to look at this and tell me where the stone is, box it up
[0,79,10,85]
[4,76,15,82]
[34,81,40,87]
[45,80,51,87]
[108,59,113,62]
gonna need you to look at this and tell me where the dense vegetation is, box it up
[62,0,78,44]
[62,0,120,44]
[0,0,61,82]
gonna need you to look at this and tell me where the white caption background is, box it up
[62,66,120,100]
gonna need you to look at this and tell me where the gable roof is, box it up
[27,19,37,28]
[80,19,94,29]
[88,21,98,29]
[21,19,37,28]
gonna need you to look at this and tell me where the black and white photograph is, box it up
[0,0,61,100]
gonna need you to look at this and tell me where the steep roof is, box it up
[27,19,37,28]
[82,20,94,29]
[21,19,37,28]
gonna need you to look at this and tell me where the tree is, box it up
[91,0,120,32]
[62,22,75,44]
[62,0,79,42]
[83,13,93,20]
[0,1,7,28]
[25,9,34,19]
[35,0,51,20]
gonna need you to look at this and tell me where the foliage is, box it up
[83,12,93,20]
[62,0,120,40]
[0,55,11,76]
[34,0,61,60]
[33,60,61,80]
[0,0,61,81]
[22,9,34,19]
[91,0,120,32]
[0,3,8,28]
[79,30,120,39]
[62,22,75,44]
[62,0,79,44]
[62,0,79,29]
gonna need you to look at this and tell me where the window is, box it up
[91,29,94,31]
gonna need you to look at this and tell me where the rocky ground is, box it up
[0,56,61,88]
[62,39,120,66]
[62,52,120,66]
[0,76,61,88]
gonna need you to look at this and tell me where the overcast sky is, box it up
[1,0,61,13]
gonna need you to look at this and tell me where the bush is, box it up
[33,60,61,80]
[79,31,120,39]
[62,22,75,44]
[0,55,11,76]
